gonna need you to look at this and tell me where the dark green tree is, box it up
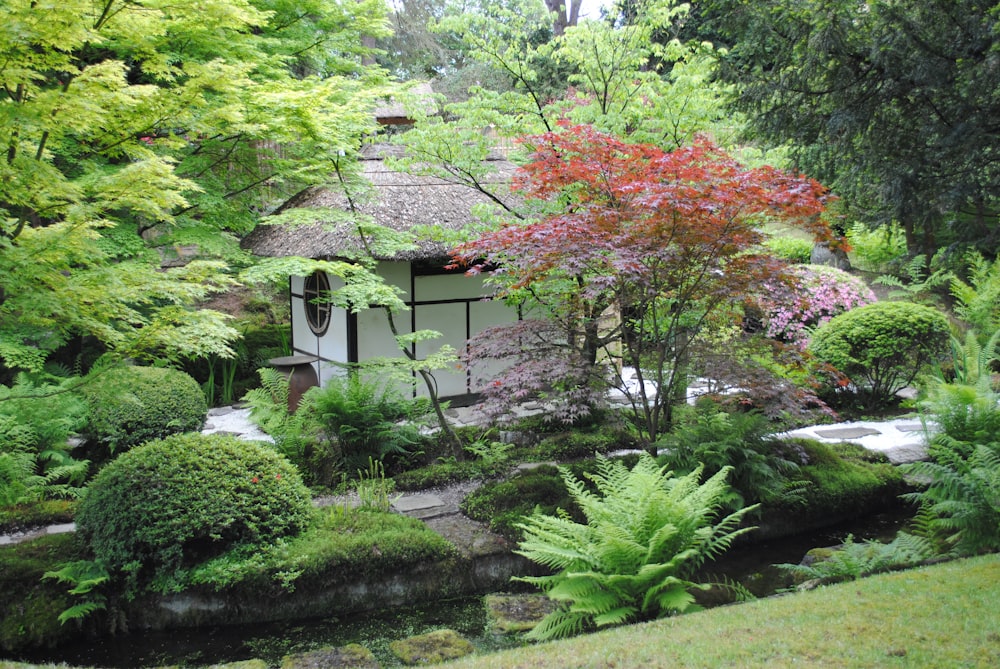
[711,0,1000,258]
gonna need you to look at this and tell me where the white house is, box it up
[241,143,520,405]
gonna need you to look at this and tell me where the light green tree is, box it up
[0,0,393,373]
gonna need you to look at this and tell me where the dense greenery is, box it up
[656,407,804,508]
[514,455,756,640]
[76,433,312,593]
[0,375,88,505]
[79,365,206,456]
[713,0,1000,258]
[0,0,396,375]
[0,534,84,653]
[809,301,952,410]
[902,372,1000,555]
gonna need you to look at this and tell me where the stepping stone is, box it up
[813,426,882,439]
[390,629,474,666]
[895,423,926,433]
[46,523,76,535]
[281,644,379,669]
[392,494,445,513]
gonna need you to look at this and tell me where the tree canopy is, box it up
[452,125,833,441]
[711,0,1000,258]
[0,0,393,374]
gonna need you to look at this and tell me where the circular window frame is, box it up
[303,271,332,335]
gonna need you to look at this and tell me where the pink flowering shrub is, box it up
[757,265,876,348]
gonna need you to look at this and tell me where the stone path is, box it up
[781,417,934,465]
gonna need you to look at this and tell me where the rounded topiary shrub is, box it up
[76,433,313,587]
[81,365,207,454]
[809,301,951,410]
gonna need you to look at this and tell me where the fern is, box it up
[875,254,953,304]
[514,454,757,641]
[777,532,936,584]
[902,438,1000,554]
[950,251,1000,337]
[43,560,110,625]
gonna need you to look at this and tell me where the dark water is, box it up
[11,506,912,669]
[14,597,523,668]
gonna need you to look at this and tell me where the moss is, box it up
[0,534,86,653]
[761,438,907,533]
[0,500,76,535]
[389,629,475,666]
[281,644,379,669]
[460,466,576,541]
[187,508,458,593]
[484,594,557,634]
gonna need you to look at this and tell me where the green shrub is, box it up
[656,406,805,508]
[76,433,313,593]
[809,301,951,410]
[460,465,578,541]
[393,458,510,491]
[80,365,207,455]
[763,235,814,263]
[514,455,757,640]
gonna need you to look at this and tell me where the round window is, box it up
[303,271,331,335]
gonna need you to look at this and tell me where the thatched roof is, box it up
[241,143,518,262]
[374,82,437,125]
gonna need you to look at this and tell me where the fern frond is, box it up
[56,601,107,625]
[523,608,591,641]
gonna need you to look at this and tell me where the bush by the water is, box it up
[809,301,951,410]
[514,455,756,640]
[80,365,207,454]
[76,433,312,591]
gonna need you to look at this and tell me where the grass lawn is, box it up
[447,553,1000,669]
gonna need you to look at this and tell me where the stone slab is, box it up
[895,423,926,433]
[392,494,445,513]
[813,426,882,439]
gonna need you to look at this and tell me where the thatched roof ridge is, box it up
[241,143,518,262]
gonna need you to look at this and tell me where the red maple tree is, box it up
[452,124,835,444]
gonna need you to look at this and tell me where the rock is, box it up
[882,441,929,465]
[811,242,851,270]
[206,661,270,669]
[389,629,475,665]
[484,593,557,634]
[281,644,380,669]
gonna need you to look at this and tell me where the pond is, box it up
[11,504,913,669]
